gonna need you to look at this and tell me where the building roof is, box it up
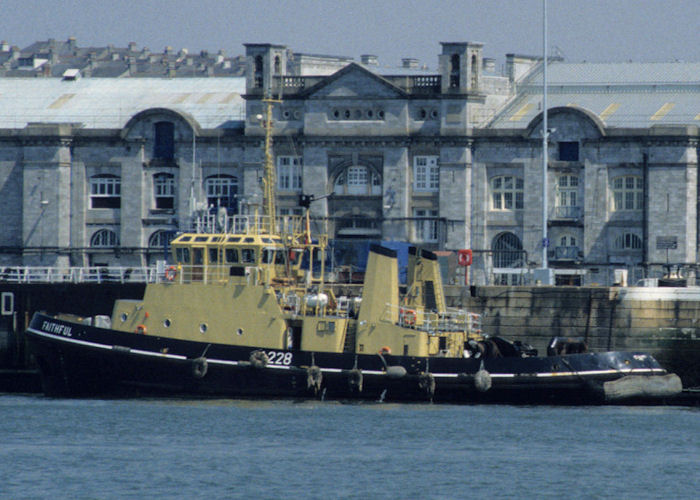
[490,61,700,129]
[0,77,246,129]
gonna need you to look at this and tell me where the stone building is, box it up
[0,40,698,286]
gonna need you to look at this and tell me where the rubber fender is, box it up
[348,368,363,392]
[249,350,269,369]
[192,357,208,379]
[307,365,323,394]
[418,372,435,397]
[386,365,407,379]
[474,368,492,392]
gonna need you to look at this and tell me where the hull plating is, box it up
[26,313,676,405]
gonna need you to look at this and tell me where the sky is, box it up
[4,0,699,71]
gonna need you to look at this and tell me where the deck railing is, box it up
[0,266,158,284]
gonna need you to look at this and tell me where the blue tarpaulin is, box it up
[330,240,410,284]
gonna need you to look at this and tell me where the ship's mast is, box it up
[262,97,281,223]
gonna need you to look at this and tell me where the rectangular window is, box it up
[413,156,439,192]
[413,209,439,242]
[154,175,175,209]
[277,156,302,192]
[154,121,175,160]
[558,142,579,162]
[90,176,121,209]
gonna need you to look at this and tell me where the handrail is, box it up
[0,266,158,284]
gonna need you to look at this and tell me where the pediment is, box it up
[304,63,405,99]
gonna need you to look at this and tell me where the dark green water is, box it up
[1,396,698,499]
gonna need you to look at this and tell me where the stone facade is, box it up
[0,40,698,286]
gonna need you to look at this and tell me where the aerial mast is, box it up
[261,97,281,225]
[541,0,549,270]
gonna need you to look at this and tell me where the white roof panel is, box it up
[0,77,246,129]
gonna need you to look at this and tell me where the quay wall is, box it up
[0,283,145,372]
[444,285,700,388]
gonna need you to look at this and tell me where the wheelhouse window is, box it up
[413,208,439,243]
[490,176,523,211]
[558,142,579,162]
[612,176,643,211]
[90,229,119,247]
[205,175,238,214]
[89,175,121,209]
[154,121,175,160]
[413,156,439,192]
[614,232,642,250]
[333,166,381,196]
[154,173,175,209]
[277,156,302,192]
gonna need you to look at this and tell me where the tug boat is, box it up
[25,99,681,404]
[26,218,681,404]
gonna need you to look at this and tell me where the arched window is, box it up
[205,175,238,214]
[450,54,460,88]
[614,232,642,250]
[612,175,643,211]
[492,232,523,268]
[89,174,121,209]
[490,176,524,211]
[333,166,381,196]
[148,230,174,248]
[154,121,174,160]
[470,54,478,88]
[254,55,263,88]
[90,229,119,247]
[555,234,579,260]
[153,173,175,209]
[559,235,577,247]
[273,55,281,75]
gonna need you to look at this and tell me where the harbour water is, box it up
[1,396,698,499]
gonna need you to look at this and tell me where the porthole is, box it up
[120,313,128,322]
[419,109,427,120]
[293,110,301,120]
[377,110,385,119]
[354,109,362,119]
[333,109,340,119]
[344,109,351,119]
[236,328,244,336]
[163,319,171,328]
[366,109,374,119]
[199,323,208,334]
[282,110,291,120]
[430,109,439,119]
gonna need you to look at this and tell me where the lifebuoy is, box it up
[457,249,473,267]
[399,308,416,326]
[135,324,147,335]
[165,266,178,281]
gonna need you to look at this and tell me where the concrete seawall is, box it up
[445,285,700,388]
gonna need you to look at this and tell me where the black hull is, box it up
[26,313,679,405]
